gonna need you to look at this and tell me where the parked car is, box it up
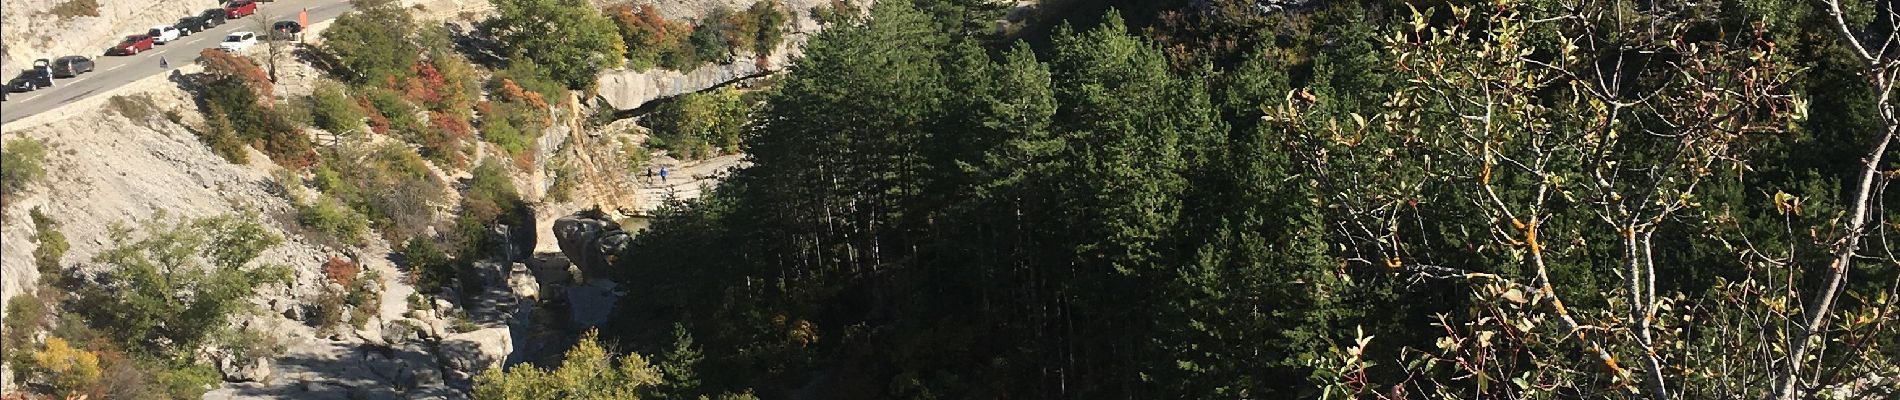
[176,16,207,35]
[148,25,181,44]
[219,31,258,52]
[8,73,50,93]
[50,56,94,78]
[223,0,256,19]
[9,60,54,92]
[269,21,301,39]
[200,9,229,27]
[108,35,155,55]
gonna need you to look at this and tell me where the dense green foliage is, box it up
[646,87,750,159]
[1,137,48,205]
[7,214,289,399]
[596,0,1900,398]
[486,0,626,89]
[76,214,288,356]
[321,0,420,84]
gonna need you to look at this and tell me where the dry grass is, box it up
[106,95,160,127]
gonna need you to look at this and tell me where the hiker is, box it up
[659,167,669,183]
[644,167,654,183]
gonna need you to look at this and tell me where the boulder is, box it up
[381,319,424,344]
[218,354,273,383]
[440,327,512,376]
[272,298,305,321]
[507,263,538,301]
[553,216,630,279]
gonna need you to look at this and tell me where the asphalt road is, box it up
[0,0,352,125]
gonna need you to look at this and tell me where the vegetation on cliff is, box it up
[563,0,1900,398]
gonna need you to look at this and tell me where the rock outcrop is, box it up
[440,327,513,380]
[552,216,631,280]
[596,53,786,111]
[216,353,274,383]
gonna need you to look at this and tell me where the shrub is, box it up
[623,138,650,172]
[367,88,423,134]
[690,21,732,65]
[311,268,382,332]
[609,4,696,71]
[146,362,219,400]
[493,59,566,112]
[30,207,68,275]
[453,159,524,257]
[312,83,367,136]
[299,196,371,246]
[203,78,265,137]
[401,236,453,293]
[1,137,48,203]
[312,289,349,334]
[32,337,103,397]
[431,52,483,112]
[3,293,50,377]
[810,0,860,25]
[47,0,100,18]
[479,102,536,157]
[407,293,434,312]
[450,315,480,334]
[321,143,446,243]
[742,0,789,55]
[200,77,312,169]
[546,160,577,203]
[198,49,273,101]
[215,327,285,366]
[322,256,362,287]
[421,111,476,168]
[311,163,347,194]
[403,61,447,107]
[345,273,381,329]
[471,330,664,400]
[258,114,318,169]
[201,104,252,164]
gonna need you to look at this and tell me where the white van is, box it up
[148,25,181,44]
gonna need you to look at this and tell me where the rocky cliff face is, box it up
[596,51,785,111]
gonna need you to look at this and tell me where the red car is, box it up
[224,0,257,18]
[108,35,155,55]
